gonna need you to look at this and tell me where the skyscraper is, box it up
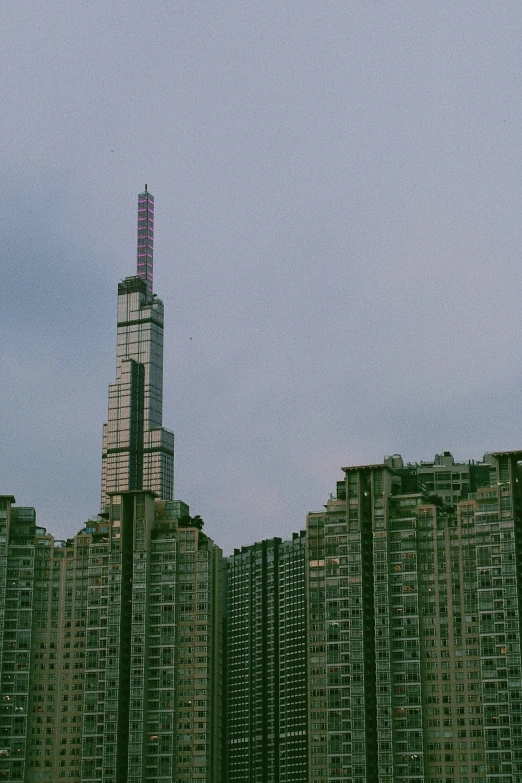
[100,187,174,511]
[2,189,227,783]
[89,189,223,782]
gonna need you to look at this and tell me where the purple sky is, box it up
[3,1,522,554]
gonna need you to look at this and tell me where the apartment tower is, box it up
[80,492,222,783]
[308,451,522,783]
[0,496,92,783]
[224,533,308,782]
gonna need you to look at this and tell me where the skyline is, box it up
[3,2,522,555]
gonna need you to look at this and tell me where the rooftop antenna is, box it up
[136,186,154,295]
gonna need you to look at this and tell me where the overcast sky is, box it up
[2,1,522,554]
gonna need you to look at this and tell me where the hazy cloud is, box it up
[2,2,522,553]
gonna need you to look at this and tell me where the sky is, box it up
[3,1,522,555]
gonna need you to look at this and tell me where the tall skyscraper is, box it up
[101,187,174,511]
[91,190,223,782]
[308,451,522,783]
[1,189,227,783]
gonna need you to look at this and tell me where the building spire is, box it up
[137,186,154,296]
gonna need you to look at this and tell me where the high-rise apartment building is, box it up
[0,495,38,783]
[224,533,308,782]
[308,450,522,783]
[101,187,174,511]
[0,496,92,783]
[80,491,222,783]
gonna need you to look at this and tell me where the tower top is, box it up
[136,188,154,296]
